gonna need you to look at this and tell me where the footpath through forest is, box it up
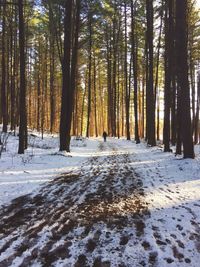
[0,139,200,267]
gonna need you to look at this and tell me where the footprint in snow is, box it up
[185,258,191,264]
[156,239,167,246]
[148,251,158,265]
[119,235,129,245]
[176,240,185,249]
[165,195,173,200]
[176,224,183,231]
[165,257,174,264]
[170,234,177,239]
[142,241,151,250]
[172,245,184,261]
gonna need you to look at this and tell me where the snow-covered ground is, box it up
[0,131,99,208]
[0,132,200,267]
[119,140,200,267]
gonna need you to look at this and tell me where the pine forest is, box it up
[0,1,200,266]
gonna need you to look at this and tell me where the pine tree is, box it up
[175,0,194,158]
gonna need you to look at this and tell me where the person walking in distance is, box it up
[103,131,107,142]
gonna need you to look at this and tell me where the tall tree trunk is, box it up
[154,0,164,101]
[93,55,98,137]
[154,0,164,141]
[10,4,15,131]
[106,25,113,136]
[70,0,81,137]
[145,35,149,141]
[37,72,41,132]
[163,0,172,152]
[124,2,130,140]
[194,73,200,144]
[169,0,176,146]
[175,0,194,158]
[141,60,145,139]
[12,8,18,134]
[117,54,120,138]
[146,0,156,146]
[189,42,195,135]
[81,76,87,137]
[131,0,140,144]
[157,89,160,141]
[1,0,8,133]
[60,0,80,151]
[60,0,73,151]
[49,7,56,133]
[18,0,27,154]
[86,10,92,138]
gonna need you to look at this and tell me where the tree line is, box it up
[0,0,200,158]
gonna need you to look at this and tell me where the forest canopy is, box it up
[0,0,200,158]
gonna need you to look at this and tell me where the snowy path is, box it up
[0,139,200,267]
[0,141,149,267]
